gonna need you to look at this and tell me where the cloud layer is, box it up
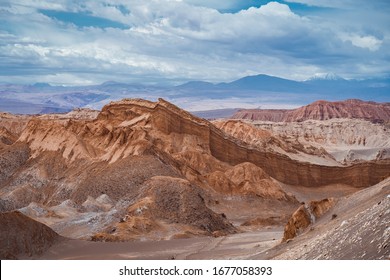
[0,0,389,85]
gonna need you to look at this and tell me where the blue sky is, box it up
[0,0,389,85]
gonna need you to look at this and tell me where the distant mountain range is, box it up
[179,74,390,95]
[306,72,344,81]
[0,74,389,114]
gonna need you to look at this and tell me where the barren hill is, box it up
[232,99,390,122]
[0,211,61,259]
[254,177,390,260]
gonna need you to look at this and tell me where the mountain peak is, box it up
[32,82,52,87]
[307,73,344,81]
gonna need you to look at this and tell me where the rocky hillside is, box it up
[254,177,390,260]
[232,99,390,122]
[0,211,61,259]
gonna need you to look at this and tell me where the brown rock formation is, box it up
[92,176,236,241]
[212,119,274,148]
[206,162,288,199]
[285,99,390,122]
[282,205,312,242]
[309,198,336,219]
[232,109,289,122]
[208,121,390,188]
[0,127,17,147]
[141,176,235,234]
[0,211,61,259]
[232,99,390,123]
[282,198,336,242]
[224,162,288,199]
[213,119,337,164]
[0,112,31,136]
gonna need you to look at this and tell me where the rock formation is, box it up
[92,176,236,241]
[233,99,390,123]
[282,198,336,242]
[246,118,390,164]
[0,211,61,259]
[213,119,337,165]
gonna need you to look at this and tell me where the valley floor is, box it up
[40,228,283,260]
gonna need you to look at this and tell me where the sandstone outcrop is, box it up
[0,112,30,135]
[282,198,336,242]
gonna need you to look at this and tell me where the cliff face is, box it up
[213,119,337,166]
[210,133,390,187]
[232,99,390,123]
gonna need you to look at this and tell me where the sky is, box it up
[0,0,389,85]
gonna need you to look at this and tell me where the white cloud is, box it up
[283,0,387,9]
[283,0,347,8]
[0,0,389,84]
[180,0,241,11]
[6,0,67,11]
[340,34,382,52]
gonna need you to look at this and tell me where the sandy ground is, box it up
[40,228,283,260]
[278,182,360,203]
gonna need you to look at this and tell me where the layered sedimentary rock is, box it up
[233,99,390,123]
[250,118,390,164]
[213,119,337,166]
[230,109,288,122]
